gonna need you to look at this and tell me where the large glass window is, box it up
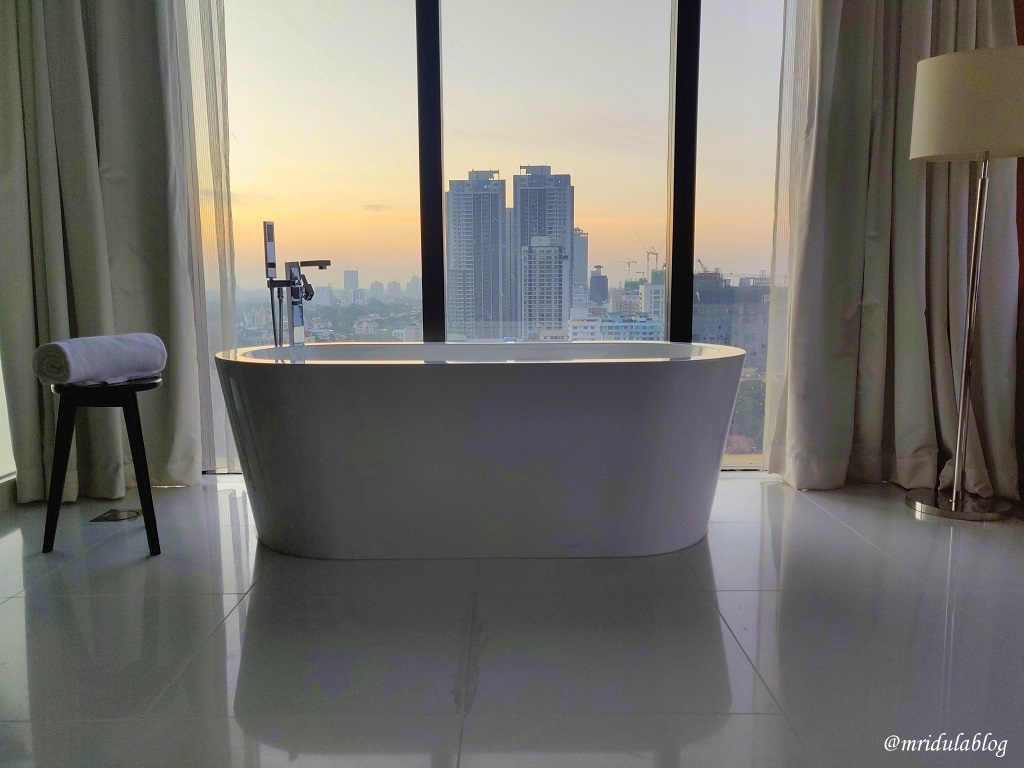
[440,0,673,342]
[225,0,424,345]
[0,350,13,480]
[694,0,783,466]
[221,0,780,469]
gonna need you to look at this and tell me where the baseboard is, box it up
[0,475,14,512]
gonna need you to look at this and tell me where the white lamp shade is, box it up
[910,46,1024,161]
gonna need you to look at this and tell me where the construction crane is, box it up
[613,259,638,284]
[636,248,656,283]
[633,229,665,282]
[697,258,713,275]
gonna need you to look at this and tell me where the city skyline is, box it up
[241,258,772,303]
[224,0,783,293]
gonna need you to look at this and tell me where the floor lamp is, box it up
[905,46,1024,522]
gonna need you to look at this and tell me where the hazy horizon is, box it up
[224,0,783,293]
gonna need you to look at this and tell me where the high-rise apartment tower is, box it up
[511,166,574,337]
[446,170,506,340]
[521,236,571,338]
[572,227,589,291]
[590,265,609,303]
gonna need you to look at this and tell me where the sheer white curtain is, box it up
[179,0,239,472]
[766,0,1020,498]
[0,0,236,502]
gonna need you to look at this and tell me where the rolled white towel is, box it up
[33,333,167,385]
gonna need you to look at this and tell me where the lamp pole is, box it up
[902,46,1024,523]
[906,155,1012,522]
[951,156,988,510]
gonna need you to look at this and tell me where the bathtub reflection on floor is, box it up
[227,544,760,763]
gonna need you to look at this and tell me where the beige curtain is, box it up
[766,0,1020,498]
[0,0,204,502]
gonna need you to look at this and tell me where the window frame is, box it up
[414,0,699,343]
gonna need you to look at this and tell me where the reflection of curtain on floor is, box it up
[766,1,1020,498]
[0,0,236,501]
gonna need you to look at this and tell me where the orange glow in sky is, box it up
[225,0,782,291]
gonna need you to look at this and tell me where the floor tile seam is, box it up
[473,587,711,596]
[454,560,480,768]
[0,710,810,725]
[695,585,1024,609]
[5,711,799,723]
[951,596,1024,649]
[678,542,713,593]
[709,590,810,755]
[152,483,251,526]
[18,588,252,599]
[243,585,482,599]
[9,589,248,606]
[237,568,260,599]
[472,711,794,718]
[140,592,247,718]
[134,520,255,531]
[462,708,792,717]
[708,590,1016,727]
[794,488,937,592]
[0,715,242,724]
[793,488,907,549]
[11,526,130,597]
[705,586,967,598]
[4,713,463,725]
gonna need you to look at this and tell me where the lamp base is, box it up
[905,488,1012,522]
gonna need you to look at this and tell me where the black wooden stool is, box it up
[42,376,162,555]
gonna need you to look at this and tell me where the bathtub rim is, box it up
[217,340,747,366]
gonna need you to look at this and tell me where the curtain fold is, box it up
[0,0,205,502]
[181,0,238,472]
[766,0,1020,499]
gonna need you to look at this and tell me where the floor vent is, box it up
[91,509,141,522]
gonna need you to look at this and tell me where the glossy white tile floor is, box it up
[0,474,1022,767]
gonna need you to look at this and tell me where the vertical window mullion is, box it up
[668,0,700,343]
[416,0,446,341]
[425,0,699,343]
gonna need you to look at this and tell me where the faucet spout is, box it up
[284,261,332,345]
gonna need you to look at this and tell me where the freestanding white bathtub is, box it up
[216,342,744,559]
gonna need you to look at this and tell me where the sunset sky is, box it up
[224,0,783,292]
